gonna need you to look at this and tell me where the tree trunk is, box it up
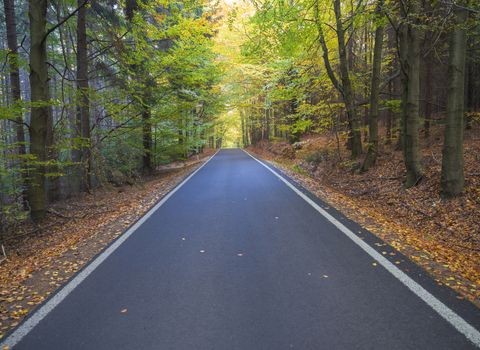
[240,108,246,147]
[385,24,397,145]
[333,0,362,158]
[398,23,408,153]
[45,90,57,202]
[142,104,153,172]
[28,0,49,221]
[3,0,27,206]
[465,36,477,130]
[423,56,432,140]
[362,0,384,171]
[264,106,270,141]
[400,0,423,188]
[314,0,362,158]
[74,0,91,192]
[386,75,394,144]
[123,0,153,171]
[441,4,468,197]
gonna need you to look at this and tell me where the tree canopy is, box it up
[0,0,479,226]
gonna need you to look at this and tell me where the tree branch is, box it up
[42,0,89,45]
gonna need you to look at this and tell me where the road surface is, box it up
[3,149,480,349]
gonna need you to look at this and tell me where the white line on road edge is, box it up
[243,149,480,347]
[0,150,220,349]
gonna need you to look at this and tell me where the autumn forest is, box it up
[0,0,480,342]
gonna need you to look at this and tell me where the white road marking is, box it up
[0,150,220,349]
[243,149,480,347]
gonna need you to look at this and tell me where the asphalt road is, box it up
[4,149,480,349]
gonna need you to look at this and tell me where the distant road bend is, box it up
[2,149,480,349]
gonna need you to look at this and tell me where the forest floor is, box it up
[248,126,480,307]
[0,149,215,340]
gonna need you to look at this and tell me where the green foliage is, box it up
[290,117,312,135]
[77,0,225,179]
[0,0,225,225]
[101,131,144,178]
[382,99,402,113]
[0,138,26,233]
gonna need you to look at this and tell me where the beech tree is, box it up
[332,0,363,158]
[399,0,423,188]
[362,0,385,171]
[314,0,363,158]
[441,1,469,197]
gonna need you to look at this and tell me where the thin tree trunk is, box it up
[397,19,408,152]
[3,0,27,206]
[245,108,251,145]
[77,0,91,189]
[386,77,393,144]
[28,0,49,221]
[333,0,362,158]
[123,0,153,171]
[385,24,397,145]
[441,4,468,197]
[362,0,384,171]
[314,0,362,158]
[240,108,246,147]
[423,48,433,140]
[73,0,91,191]
[142,103,153,172]
[264,106,270,141]
[45,87,57,202]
